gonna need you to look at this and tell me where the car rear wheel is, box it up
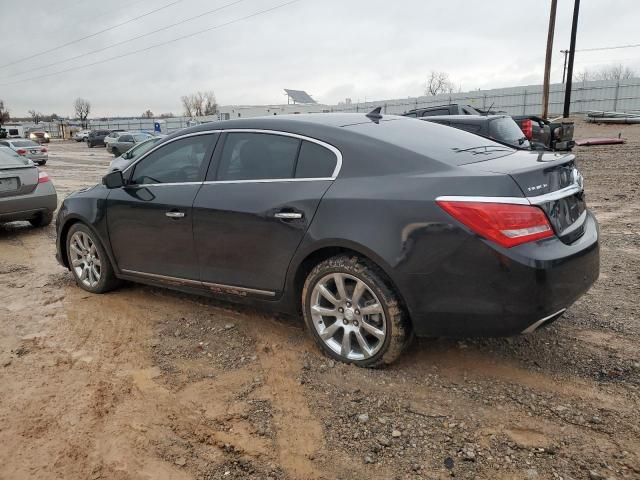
[29,210,53,227]
[66,223,120,293]
[87,141,93,148]
[302,255,410,367]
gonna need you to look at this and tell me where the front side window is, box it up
[130,134,213,185]
[217,133,300,181]
[295,141,337,178]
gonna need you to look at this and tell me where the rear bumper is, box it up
[0,182,57,221]
[404,210,599,337]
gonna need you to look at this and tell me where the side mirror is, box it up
[102,169,124,189]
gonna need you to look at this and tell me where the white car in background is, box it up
[73,130,91,142]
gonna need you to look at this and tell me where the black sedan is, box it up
[55,113,599,367]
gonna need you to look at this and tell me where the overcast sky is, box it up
[1,0,639,117]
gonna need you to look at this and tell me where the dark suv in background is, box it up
[87,130,111,148]
[403,103,574,151]
[419,114,530,150]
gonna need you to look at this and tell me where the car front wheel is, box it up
[66,223,120,293]
[302,255,410,367]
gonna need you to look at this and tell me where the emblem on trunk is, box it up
[526,183,548,192]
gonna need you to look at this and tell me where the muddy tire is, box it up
[302,255,411,368]
[29,210,53,227]
[66,223,120,294]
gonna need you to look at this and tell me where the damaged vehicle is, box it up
[55,112,599,367]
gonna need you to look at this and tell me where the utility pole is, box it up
[542,0,557,119]
[561,49,569,83]
[563,0,580,118]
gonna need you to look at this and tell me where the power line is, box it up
[576,43,640,53]
[0,0,303,88]
[0,0,185,70]
[1,0,247,80]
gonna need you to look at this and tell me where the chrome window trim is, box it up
[121,128,343,183]
[120,269,276,297]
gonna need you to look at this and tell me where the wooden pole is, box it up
[542,0,557,119]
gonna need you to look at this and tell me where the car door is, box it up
[193,131,340,295]
[107,132,218,280]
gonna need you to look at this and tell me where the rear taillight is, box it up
[16,149,27,155]
[37,170,50,183]
[437,200,553,248]
[520,119,533,140]
[41,147,47,153]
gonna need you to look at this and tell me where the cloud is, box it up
[1,0,639,117]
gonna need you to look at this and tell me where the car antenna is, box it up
[366,106,383,121]
[484,102,495,116]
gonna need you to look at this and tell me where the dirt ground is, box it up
[1,121,639,480]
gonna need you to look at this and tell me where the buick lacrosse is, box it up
[56,112,599,366]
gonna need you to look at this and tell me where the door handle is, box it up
[165,211,185,219]
[274,212,303,220]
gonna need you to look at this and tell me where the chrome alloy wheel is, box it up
[310,273,387,361]
[69,231,102,288]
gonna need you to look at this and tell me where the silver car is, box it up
[0,147,57,226]
[106,132,153,156]
[0,139,48,165]
[108,136,164,172]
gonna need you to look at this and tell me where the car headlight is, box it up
[44,133,50,138]
[29,133,36,139]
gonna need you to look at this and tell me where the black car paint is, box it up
[56,114,599,337]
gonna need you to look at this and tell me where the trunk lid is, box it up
[0,152,39,197]
[462,150,586,244]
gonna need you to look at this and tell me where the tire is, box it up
[88,141,93,148]
[66,223,120,294]
[29,210,53,227]
[111,148,119,157]
[38,160,46,166]
[302,255,411,367]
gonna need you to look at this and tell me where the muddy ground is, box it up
[0,122,639,480]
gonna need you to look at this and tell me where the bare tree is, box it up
[28,110,43,123]
[181,90,218,117]
[74,98,91,128]
[425,71,456,96]
[0,100,10,125]
[159,112,175,118]
[203,91,218,116]
[142,109,154,118]
[577,64,636,83]
[181,95,194,117]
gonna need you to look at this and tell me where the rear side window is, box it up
[119,135,133,142]
[456,123,482,133]
[295,141,337,178]
[217,133,300,181]
[420,108,450,117]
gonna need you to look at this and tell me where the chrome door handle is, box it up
[165,211,185,219]
[274,212,303,219]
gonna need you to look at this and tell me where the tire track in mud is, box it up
[249,316,326,479]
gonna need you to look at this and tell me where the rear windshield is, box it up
[346,118,515,165]
[489,117,530,148]
[0,148,31,167]
[11,140,39,147]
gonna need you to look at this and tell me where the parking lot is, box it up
[0,122,639,479]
